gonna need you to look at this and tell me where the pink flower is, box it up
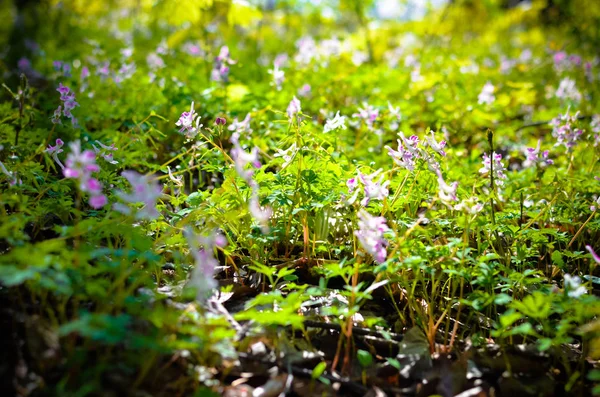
[479,152,507,186]
[114,171,163,220]
[586,245,600,264]
[45,138,65,169]
[287,96,301,120]
[63,141,106,209]
[176,101,203,139]
[524,140,553,168]
[355,210,390,264]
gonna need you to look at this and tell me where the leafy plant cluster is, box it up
[1,0,600,395]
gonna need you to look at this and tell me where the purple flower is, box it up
[425,131,447,156]
[54,83,79,126]
[297,84,311,98]
[176,101,203,140]
[228,114,252,135]
[353,102,379,130]
[586,245,600,264]
[479,152,507,186]
[355,209,390,264]
[0,160,20,186]
[436,172,458,205]
[91,140,118,164]
[114,171,163,220]
[63,141,106,209]
[184,228,228,302]
[215,117,227,126]
[230,138,271,233]
[523,140,553,168]
[347,176,358,193]
[386,140,416,171]
[211,46,235,83]
[18,57,31,71]
[357,169,390,207]
[550,110,583,151]
[45,138,65,169]
[64,141,100,179]
[287,96,301,120]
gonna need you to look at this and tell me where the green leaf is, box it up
[357,349,373,368]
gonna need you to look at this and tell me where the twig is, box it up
[304,320,403,341]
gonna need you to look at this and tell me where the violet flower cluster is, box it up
[45,138,65,169]
[479,152,508,186]
[52,83,80,128]
[523,140,553,168]
[176,101,203,140]
[211,46,235,83]
[355,209,390,264]
[184,228,227,302]
[230,134,272,232]
[287,96,302,121]
[91,140,118,164]
[63,141,107,209]
[347,169,390,207]
[550,110,583,151]
[113,171,163,220]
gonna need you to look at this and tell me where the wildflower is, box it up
[231,144,261,185]
[555,78,582,102]
[183,42,204,57]
[454,198,484,214]
[347,176,358,193]
[64,141,99,178]
[114,170,163,220]
[436,172,458,205]
[0,160,20,186]
[479,152,507,186]
[386,140,416,171]
[359,169,390,207]
[228,113,252,135]
[287,96,301,121]
[586,245,600,264]
[355,209,390,264]
[184,228,228,302]
[176,101,203,140]
[63,141,106,209]
[273,143,297,168]
[215,117,226,126]
[18,57,32,71]
[167,166,184,187]
[478,82,495,105]
[211,46,235,83]
[324,111,347,133]
[230,137,271,232]
[425,131,447,156]
[268,64,285,91]
[45,138,65,169]
[563,274,587,298]
[297,84,311,98]
[550,110,583,151]
[388,102,402,131]
[353,102,379,130]
[53,83,79,126]
[91,140,118,164]
[523,140,553,168]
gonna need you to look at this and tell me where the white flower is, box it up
[564,274,587,298]
[478,82,495,105]
[324,111,347,133]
